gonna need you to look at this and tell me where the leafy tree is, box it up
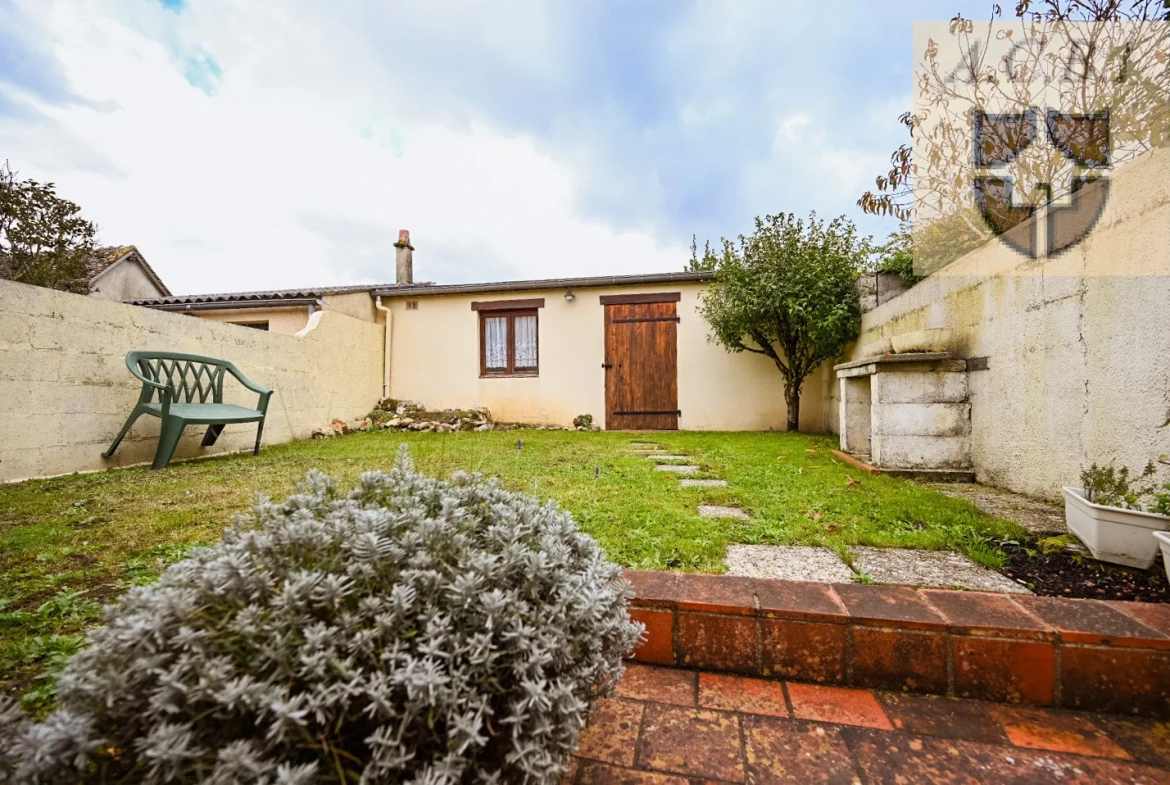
[874,224,926,285]
[686,235,719,271]
[697,212,871,431]
[0,160,97,293]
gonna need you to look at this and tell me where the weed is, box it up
[966,540,1007,570]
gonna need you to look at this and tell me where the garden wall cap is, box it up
[622,569,1170,717]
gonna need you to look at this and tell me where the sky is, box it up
[0,0,991,295]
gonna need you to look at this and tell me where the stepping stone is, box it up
[850,547,1029,594]
[725,545,855,583]
[647,455,690,462]
[629,442,660,449]
[699,504,748,519]
[680,479,728,487]
[922,483,1066,534]
[655,464,700,474]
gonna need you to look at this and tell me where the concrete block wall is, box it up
[839,377,872,456]
[0,279,385,482]
[841,147,1170,499]
[870,371,972,470]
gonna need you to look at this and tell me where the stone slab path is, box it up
[655,464,700,474]
[724,543,1028,592]
[698,504,748,519]
[631,441,1026,594]
[851,546,1029,594]
[568,663,1170,784]
[922,482,1067,535]
[725,545,856,582]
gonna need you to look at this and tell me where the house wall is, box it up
[188,293,378,336]
[193,306,315,335]
[88,259,167,301]
[841,146,1170,499]
[384,281,830,432]
[0,279,384,483]
[323,291,380,322]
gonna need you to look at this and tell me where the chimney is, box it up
[394,229,414,285]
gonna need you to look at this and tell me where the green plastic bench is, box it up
[103,351,273,470]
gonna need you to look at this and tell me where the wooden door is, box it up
[604,299,679,430]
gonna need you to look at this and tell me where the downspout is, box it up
[374,296,392,400]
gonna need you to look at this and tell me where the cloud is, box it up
[0,0,993,294]
[0,0,92,114]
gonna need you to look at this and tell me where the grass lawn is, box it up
[0,428,1024,709]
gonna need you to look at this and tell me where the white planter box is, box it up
[1062,487,1170,569]
[1155,531,1170,584]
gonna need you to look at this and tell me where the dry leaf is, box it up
[846,477,861,486]
[825,524,841,533]
[810,512,824,521]
[777,455,787,460]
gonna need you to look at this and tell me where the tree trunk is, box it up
[784,378,802,432]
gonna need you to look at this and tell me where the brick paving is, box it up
[566,663,1170,784]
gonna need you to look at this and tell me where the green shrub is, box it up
[1080,461,1161,508]
[0,449,640,783]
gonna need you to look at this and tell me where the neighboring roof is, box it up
[130,283,410,311]
[372,270,714,298]
[88,245,172,297]
[132,270,714,312]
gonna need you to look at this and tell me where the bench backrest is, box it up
[129,351,228,404]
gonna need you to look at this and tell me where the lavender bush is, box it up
[1,448,641,784]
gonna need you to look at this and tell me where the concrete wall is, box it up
[0,279,384,483]
[843,147,1170,498]
[384,281,831,432]
[88,258,168,302]
[857,271,912,314]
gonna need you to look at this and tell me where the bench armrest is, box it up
[124,355,173,411]
[224,363,273,410]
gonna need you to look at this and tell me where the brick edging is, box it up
[623,570,1170,718]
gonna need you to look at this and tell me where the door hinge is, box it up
[601,363,613,369]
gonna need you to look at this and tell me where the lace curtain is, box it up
[514,315,537,369]
[484,316,507,370]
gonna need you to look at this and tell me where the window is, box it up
[480,310,539,376]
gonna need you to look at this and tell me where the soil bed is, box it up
[998,542,1168,603]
